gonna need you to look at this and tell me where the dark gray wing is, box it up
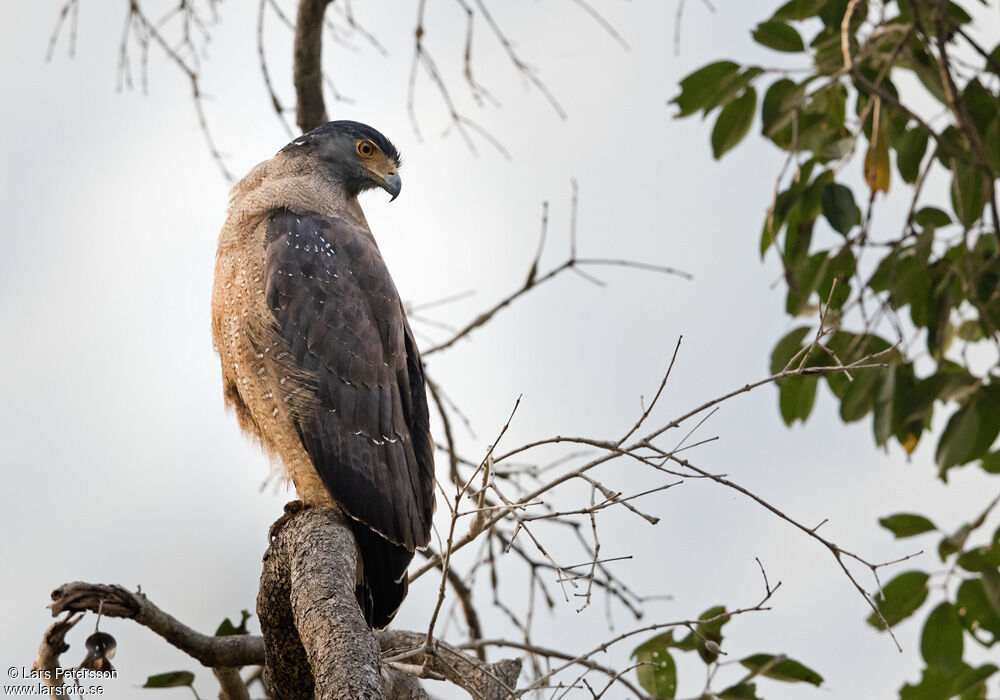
[263,209,435,551]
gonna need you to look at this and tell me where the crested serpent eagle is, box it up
[211,121,435,628]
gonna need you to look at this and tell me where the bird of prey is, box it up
[212,121,435,628]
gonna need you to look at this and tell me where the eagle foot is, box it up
[268,500,308,542]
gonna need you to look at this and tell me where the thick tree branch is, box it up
[46,581,264,667]
[32,613,83,688]
[294,0,333,132]
[260,507,521,698]
[378,629,521,700]
[38,520,520,699]
[259,506,384,699]
[214,667,252,700]
[381,666,433,700]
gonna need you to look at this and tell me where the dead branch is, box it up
[37,582,258,699]
[293,0,333,132]
[112,0,232,180]
[411,331,913,660]
[214,667,252,700]
[424,189,690,356]
[46,582,264,668]
[38,558,517,700]
[379,629,521,700]
[32,613,83,689]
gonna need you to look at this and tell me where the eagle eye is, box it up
[356,140,376,158]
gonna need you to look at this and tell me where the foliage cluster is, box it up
[633,1,1000,697]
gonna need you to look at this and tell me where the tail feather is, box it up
[349,520,414,628]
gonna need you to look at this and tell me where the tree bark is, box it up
[258,506,521,699]
[377,630,521,700]
[38,514,520,698]
[259,507,384,699]
[47,582,264,667]
[293,0,333,133]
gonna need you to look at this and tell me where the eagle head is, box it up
[282,120,403,201]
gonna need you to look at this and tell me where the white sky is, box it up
[2,2,999,699]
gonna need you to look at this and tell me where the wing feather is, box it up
[262,209,434,551]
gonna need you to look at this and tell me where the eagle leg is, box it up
[268,500,309,542]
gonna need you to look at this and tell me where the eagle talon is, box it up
[269,500,308,542]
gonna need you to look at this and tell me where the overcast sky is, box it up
[2,2,999,699]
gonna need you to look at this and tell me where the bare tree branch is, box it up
[37,566,518,700]
[293,0,333,132]
[32,613,83,689]
[46,582,264,668]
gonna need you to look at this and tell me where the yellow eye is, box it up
[356,140,376,158]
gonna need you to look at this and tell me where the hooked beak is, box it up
[380,172,402,201]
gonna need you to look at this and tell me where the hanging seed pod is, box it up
[79,631,117,673]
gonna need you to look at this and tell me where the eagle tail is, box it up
[348,520,413,629]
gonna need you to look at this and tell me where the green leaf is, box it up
[957,545,1000,574]
[922,602,964,672]
[897,127,930,184]
[985,119,1000,174]
[936,388,1000,475]
[739,654,823,685]
[719,681,762,699]
[895,371,946,430]
[824,332,893,411]
[872,365,897,446]
[944,1,973,25]
[824,136,854,160]
[784,207,816,265]
[983,568,1000,623]
[951,160,986,228]
[820,182,860,235]
[981,451,1000,474]
[632,630,676,655]
[819,0,867,28]
[933,127,968,170]
[143,671,196,688]
[901,663,998,700]
[817,247,854,309]
[215,609,251,636]
[915,207,952,229]
[771,0,827,21]
[934,363,979,404]
[780,375,818,425]
[770,327,811,374]
[989,41,1000,76]
[752,21,806,52]
[867,570,930,629]
[672,61,741,117]
[702,67,764,114]
[811,26,844,74]
[956,320,984,342]
[711,88,757,159]
[961,79,994,139]
[838,366,882,422]
[694,605,730,663]
[632,633,678,698]
[957,578,1000,643]
[925,274,956,361]
[786,250,829,315]
[761,78,802,143]
[880,513,937,538]
[940,524,973,561]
